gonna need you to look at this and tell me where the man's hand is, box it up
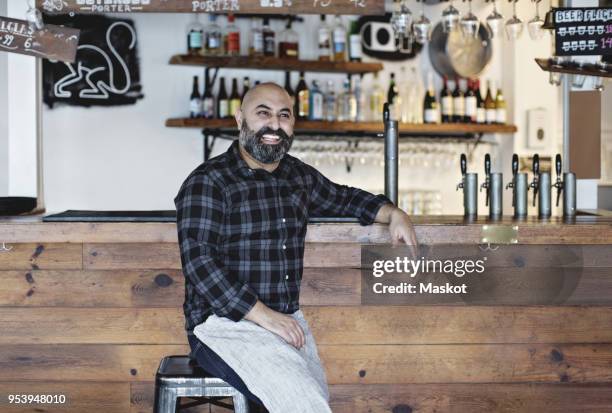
[244,301,305,349]
[376,204,418,257]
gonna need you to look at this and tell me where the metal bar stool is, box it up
[153,355,249,413]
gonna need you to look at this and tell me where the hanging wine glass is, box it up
[486,0,503,38]
[505,0,524,40]
[26,0,44,31]
[413,0,432,44]
[461,0,480,38]
[442,0,461,33]
[527,0,545,40]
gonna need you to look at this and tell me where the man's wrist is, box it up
[374,203,398,224]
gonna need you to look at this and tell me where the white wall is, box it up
[35,5,561,214]
[0,0,8,196]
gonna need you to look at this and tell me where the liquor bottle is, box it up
[241,77,250,101]
[423,72,439,124]
[279,19,299,59]
[332,15,347,62]
[229,78,241,116]
[347,76,357,122]
[324,80,337,121]
[204,14,222,56]
[296,71,309,120]
[190,75,202,118]
[475,79,486,124]
[348,20,362,62]
[369,72,384,122]
[262,18,275,57]
[440,75,453,123]
[484,80,496,124]
[217,77,229,119]
[186,14,203,56]
[495,83,507,124]
[202,69,215,119]
[412,67,424,124]
[224,14,240,56]
[353,76,366,121]
[317,14,332,61]
[284,71,295,100]
[452,77,465,123]
[249,18,264,56]
[464,79,477,123]
[309,80,324,121]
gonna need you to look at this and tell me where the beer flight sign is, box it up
[0,16,79,62]
[36,0,383,15]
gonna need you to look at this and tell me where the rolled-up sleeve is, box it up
[174,173,258,321]
[306,165,394,226]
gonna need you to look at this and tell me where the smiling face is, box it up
[235,83,295,164]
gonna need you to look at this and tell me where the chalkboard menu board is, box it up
[37,0,384,15]
[553,7,612,56]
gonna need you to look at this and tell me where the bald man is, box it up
[174,82,417,412]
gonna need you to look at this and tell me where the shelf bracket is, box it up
[202,129,218,161]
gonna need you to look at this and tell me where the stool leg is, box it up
[232,392,249,413]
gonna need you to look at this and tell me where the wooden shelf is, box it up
[535,58,612,78]
[166,118,517,135]
[169,54,383,74]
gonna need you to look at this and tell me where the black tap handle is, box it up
[460,153,467,176]
[512,153,518,176]
[484,153,491,176]
[533,154,540,176]
[383,102,390,122]
[556,153,562,177]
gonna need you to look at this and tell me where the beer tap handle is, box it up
[512,153,518,177]
[533,154,540,176]
[554,154,563,207]
[383,102,390,122]
[484,153,491,176]
[481,154,490,206]
[530,154,540,207]
[457,153,467,190]
[555,153,562,178]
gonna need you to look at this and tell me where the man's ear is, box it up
[235,108,242,129]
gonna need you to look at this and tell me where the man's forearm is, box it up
[374,203,399,224]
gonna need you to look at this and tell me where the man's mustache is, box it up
[254,127,291,142]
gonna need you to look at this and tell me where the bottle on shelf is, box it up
[464,79,477,123]
[440,75,453,123]
[332,15,347,62]
[241,77,250,101]
[249,18,264,57]
[317,14,332,62]
[262,18,275,57]
[284,72,294,107]
[204,14,222,56]
[475,79,486,124]
[401,66,419,123]
[484,79,496,124]
[279,18,299,59]
[186,13,204,56]
[337,76,357,122]
[369,72,384,122]
[296,71,309,120]
[217,77,230,119]
[412,67,424,124]
[452,77,465,123]
[202,69,215,119]
[495,83,507,124]
[229,78,241,116]
[324,80,337,121]
[190,75,202,119]
[309,80,324,121]
[423,72,439,124]
[348,20,362,62]
[354,75,366,121]
[224,14,240,56]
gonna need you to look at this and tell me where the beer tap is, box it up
[457,153,477,217]
[552,153,577,218]
[506,154,519,207]
[456,153,467,191]
[506,153,528,218]
[480,153,491,207]
[529,154,540,207]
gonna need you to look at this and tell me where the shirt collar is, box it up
[228,139,293,180]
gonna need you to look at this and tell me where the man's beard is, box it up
[239,122,294,164]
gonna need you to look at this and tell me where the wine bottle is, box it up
[296,71,309,120]
[495,83,507,124]
[464,79,477,123]
[440,75,453,123]
[217,76,229,119]
[475,79,486,124]
[348,20,362,62]
[202,69,215,119]
[423,72,439,124]
[452,77,465,123]
[190,76,202,119]
[229,78,241,116]
[284,71,294,99]
[484,80,496,124]
[241,77,250,101]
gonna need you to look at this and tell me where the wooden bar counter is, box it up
[1,215,612,412]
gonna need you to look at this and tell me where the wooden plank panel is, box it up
[0,382,129,412]
[131,382,612,413]
[0,270,184,307]
[83,243,360,269]
[2,344,612,384]
[0,243,82,270]
[4,306,612,345]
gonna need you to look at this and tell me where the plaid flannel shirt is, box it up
[174,140,393,334]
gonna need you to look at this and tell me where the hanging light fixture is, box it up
[390,0,413,41]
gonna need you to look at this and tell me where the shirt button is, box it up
[282,218,286,223]
[282,244,286,250]
[285,274,289,280]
